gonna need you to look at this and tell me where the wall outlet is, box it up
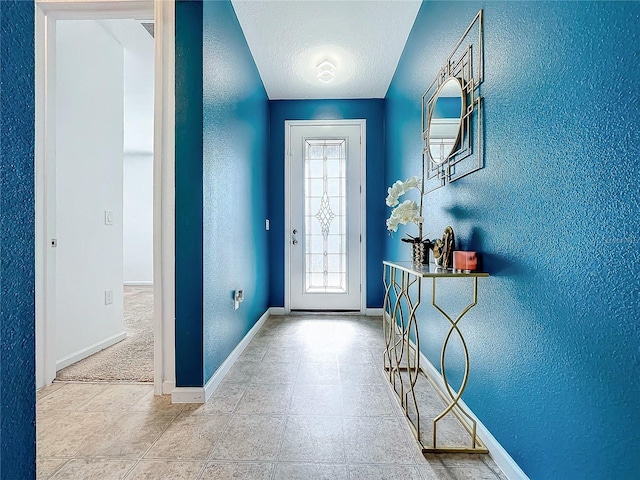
[234,289,244,310]
[104,290,113,305]
[104,210,113,226]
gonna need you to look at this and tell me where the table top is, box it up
[383,261,490,278]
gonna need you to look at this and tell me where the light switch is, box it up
[265,219,270,231]
[105,290,113,305]
[105,210,113,226]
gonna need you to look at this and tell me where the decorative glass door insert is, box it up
[304,140,347,293]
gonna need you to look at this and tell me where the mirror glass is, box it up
[427,78,464,164]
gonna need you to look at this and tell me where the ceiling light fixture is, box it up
[316,60,336,83]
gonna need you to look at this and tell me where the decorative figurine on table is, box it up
[438,226,455,269]
[432,238,444,267]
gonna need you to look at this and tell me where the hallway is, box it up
[37,315,506,479]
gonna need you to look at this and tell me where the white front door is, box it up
[286,121,364,311]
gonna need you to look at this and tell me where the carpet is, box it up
[55,285,154,383]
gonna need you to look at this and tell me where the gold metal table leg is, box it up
[424,276,487,454]
[383,266,423,442]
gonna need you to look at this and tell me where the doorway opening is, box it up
[35,0,176,395]
[48,18,154,384]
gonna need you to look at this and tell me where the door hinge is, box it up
[359,234,362,243]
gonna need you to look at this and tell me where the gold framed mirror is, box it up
[421,10,484,194]
[427,77,464,165]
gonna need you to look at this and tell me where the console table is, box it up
[382,261,489,453]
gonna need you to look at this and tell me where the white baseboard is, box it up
[202,308,270,400]
[272,306,380,316]
[162,380,175,395]
[416,349,528,479]
[56,331,127,371]
[171,308,271,404]
[171,387,205,403]
[124,281,153,286]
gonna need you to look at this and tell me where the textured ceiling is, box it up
[231,0,422,100]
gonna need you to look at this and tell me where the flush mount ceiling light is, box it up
[316,60,336,83]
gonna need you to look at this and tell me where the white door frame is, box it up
[34,0,176,394]
[284,119,367,314]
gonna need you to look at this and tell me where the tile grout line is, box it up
[40,458,71,480]
[270,340,302,480]
[120,406,188,479]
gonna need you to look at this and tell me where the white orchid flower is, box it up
[386,200,423,232]
[385,176,422,207]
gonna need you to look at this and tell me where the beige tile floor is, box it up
[37,315,507,480]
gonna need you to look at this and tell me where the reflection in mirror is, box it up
[427,77,464,164]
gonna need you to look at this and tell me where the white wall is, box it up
[122,32,154,154]
[102,20,155,284]
[123,153,153,283]
[55,20,126,367]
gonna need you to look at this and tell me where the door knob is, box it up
[293,229,298,235]
[292,239,298,245]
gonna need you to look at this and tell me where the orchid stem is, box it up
[419,161,425,241]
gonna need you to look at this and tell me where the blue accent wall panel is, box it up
[0,1,36,477]
[175,0,204,386]
[385,2,640,479]
[268,100,386,308]
[202,0,269,381]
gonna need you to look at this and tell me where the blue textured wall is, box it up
[268,100,386,308]
[175,0,270,385]
[0,1,36,477]
[386,1,640,479]
[202,0,269,381]
[175,0,204,387]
